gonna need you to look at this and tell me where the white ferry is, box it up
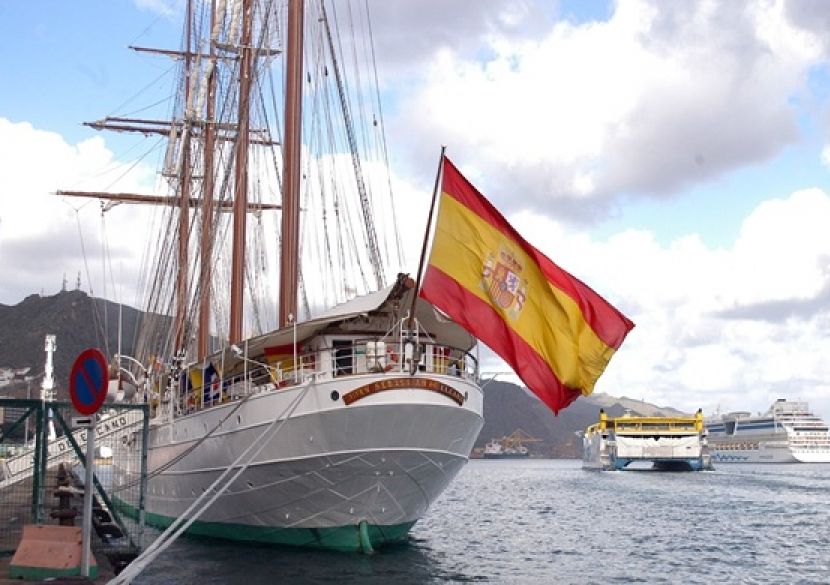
[582,409,712,471]
[705,399,830,463]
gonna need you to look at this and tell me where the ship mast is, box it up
[197,0,219,361]
[228,0,255,344]
[279,0,304,328]
[174,0,194,354]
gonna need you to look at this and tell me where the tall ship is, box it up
[61,0,484,552]
[582,409,713,471]
[705,399,830,463]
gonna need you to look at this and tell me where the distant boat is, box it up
[582,409,713,471]
[482,429,538,459]
[705,399,830,463]
[483,439,529,459]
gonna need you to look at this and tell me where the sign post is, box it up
[81,417,96,578]
[68,348,108,578]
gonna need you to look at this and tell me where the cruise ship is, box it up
[705,399,830,463]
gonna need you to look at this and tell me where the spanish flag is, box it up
[264,344,297,382]
[420,157,634,414]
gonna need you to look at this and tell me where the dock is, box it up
[1,458,138,582]
[0,551,116,584]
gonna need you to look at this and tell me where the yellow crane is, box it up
[499,429,542,452]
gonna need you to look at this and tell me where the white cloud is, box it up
[133,0,180,19]
[729,188,830,305]
[0,118,156,306]
[386,0,828,222]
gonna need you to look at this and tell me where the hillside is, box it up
[587,392,687,417]
[0,290,147,401]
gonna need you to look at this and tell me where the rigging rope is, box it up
[69,206,109,353]
[111,382,255,492]
[362,0,404,268]
[109,382,312,584]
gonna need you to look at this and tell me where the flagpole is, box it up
[407,145,446,333]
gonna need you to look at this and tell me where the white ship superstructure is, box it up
[705,399,830,463]
[582,409,712,471]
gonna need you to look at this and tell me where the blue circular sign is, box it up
[69,348,109,415]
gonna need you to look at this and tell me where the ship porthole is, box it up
[330,391,340,401]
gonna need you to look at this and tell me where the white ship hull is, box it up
[710,443,830,464]
[583,430,711,471]
[706,399,830,464]
[117,373,483,550]
[582,411,712,471]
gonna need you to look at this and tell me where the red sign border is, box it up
[69,348,108,415]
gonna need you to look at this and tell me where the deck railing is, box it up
[168,340,478,416]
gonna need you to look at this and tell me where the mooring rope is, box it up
[110,388,257,493]
[109,382,312,584]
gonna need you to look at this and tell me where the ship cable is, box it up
[109,382,313,584]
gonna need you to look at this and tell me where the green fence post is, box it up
[31,402,43,523]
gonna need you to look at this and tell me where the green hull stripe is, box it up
[115,499,415,552]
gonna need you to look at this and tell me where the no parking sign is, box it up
[68,348,108,415]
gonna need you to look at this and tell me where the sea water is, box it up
[134,459,830,584]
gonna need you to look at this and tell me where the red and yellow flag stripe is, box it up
[420,157,634,413]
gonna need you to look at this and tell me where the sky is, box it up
[2,0,830,421]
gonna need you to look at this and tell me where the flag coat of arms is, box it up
[420,157,634,414]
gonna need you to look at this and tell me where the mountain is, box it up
[0,290,147,401]
[586,392,687,417]
[477,381,693,458]
[1,291,684,457]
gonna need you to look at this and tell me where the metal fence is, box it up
[0,399,148,568]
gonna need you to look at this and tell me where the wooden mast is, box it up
[174,0,194,354]
[197,0,219,361]
[229,0,255,344]
[279,0,304,328]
